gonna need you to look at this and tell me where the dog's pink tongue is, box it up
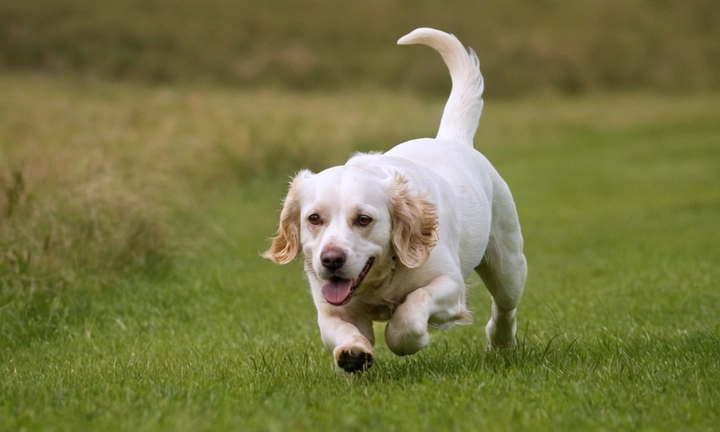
[322,278,353,305]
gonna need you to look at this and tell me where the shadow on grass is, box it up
[327,326,720,384]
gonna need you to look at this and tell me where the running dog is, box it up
[264,28,527,373]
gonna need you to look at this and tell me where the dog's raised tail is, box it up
[398,28,484,145]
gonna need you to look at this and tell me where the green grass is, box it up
[1,75,720,430]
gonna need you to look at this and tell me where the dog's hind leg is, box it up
[475,180,527,348]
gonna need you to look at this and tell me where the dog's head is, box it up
[263,165,438,306]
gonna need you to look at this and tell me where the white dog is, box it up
[264,28,527,372]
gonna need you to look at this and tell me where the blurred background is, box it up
[1,0,719,277]
[2,0,719,96]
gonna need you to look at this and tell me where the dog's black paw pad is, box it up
[337,350,374,373]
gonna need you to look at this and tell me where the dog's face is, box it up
[263,165,439,306]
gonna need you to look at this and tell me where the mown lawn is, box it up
[1,76,719,431]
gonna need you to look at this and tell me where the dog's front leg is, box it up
[317,310,375,373]
[385,274,467,356]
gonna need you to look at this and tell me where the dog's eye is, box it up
[356,215,373,227]
[308,214,322,225]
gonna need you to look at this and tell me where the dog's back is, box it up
[390,28,496,208]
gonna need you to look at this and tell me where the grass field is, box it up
[2,0,719,95]
[1,74,720,430]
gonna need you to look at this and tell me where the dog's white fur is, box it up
[264,28,527,372]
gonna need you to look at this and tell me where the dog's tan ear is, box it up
[388,173,439,268]
[262,170,312,264]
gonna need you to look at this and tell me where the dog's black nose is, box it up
[321,249,346,271]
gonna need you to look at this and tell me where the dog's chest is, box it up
[365,303,395,321]
[360,289,402,321]
[357,268,416,321]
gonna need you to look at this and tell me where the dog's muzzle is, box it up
[321,257,374,306]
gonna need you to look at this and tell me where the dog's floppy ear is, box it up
[388,173,439,268]
[262,170,313,264]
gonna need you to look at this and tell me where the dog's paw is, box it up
[384,327,430,356]
[485,316,517,349]
[334,345,374,373]
[385,311,430,356]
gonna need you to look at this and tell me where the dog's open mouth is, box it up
[321,257,375,306]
